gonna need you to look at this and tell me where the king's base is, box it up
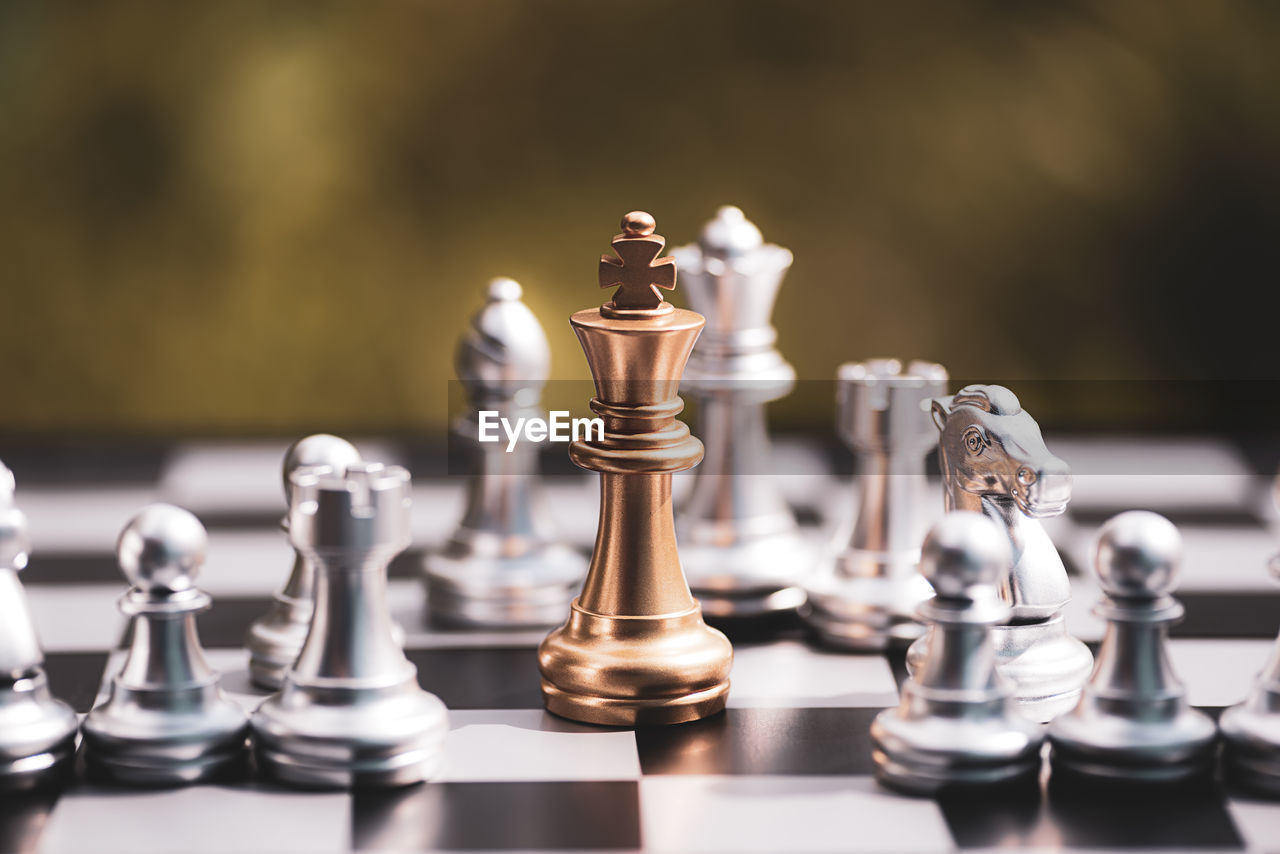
[694,584,807,621]
[801,554,934,652]
[424,546,585,629]
[0,672,81,792]
[907,615,1093,722]
[251,670,449,789]
[870,698,1043,796]
[538,601,733,727]
[680,529,818,620]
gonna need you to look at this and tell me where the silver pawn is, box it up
[424,278,586,627]
[803,358,948,648]
[0,461,78,791]
[1049,511,1217,784]
[909,385,1092,722]
[672,206,811,618]
[1222,477,1280,795]
[82,504,250,785]
[871,512,1044,795]
[253,462,449,788]
[246,434,363,689]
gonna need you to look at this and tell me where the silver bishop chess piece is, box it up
[81,504,250,785]
[424,278,586,627]
[672,206,813,618]
[907,385,1092,722]
[0,461,78,791]
[1049,511,1217,785]
[803,359,948,648]
[247,434,364,689]
[871,512,1044,794]
[253,462,449,788]
[1216,476,1280,795]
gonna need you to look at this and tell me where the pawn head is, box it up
[1094,510,1181,598]
[117,503,207,593]
[920,511,1012,599]
[283,434,361,499]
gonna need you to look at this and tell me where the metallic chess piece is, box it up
[538,211,734,727]
[246,434,364,689]
[672,206,813,618]
[907,385,1092,722]
[424,278,587,627]
[871,512,1044,795]
[252,462,449,788]
[803,358,948,648]
[1222,478,1280,795]
[81,504,250,785]
[0,461,78,791]
[1049,511,1217,784]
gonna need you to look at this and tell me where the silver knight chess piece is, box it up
[1049,511,1216,784]
[247,434,364,689]
[253,462,448,788]
[424,278,587,627]
[907,384,1092,722]
[81,504,250,785]
[672,206,813,618]
[803,359,948,648]
[872,512,1044,794]
[0,462,78,791]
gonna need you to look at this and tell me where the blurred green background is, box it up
[1,1,1277,439]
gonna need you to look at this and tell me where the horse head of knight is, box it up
[931,385,1072,519]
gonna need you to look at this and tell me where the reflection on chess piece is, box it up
[82,504,249,785]
[672,206,812,618]
[1049,511,1216,784]
[0,461,78,791]
[1222,477,1280,795]
[246,434,363,689]
[907,385,1092,722]
[538,212,733,726]
[872,512,1044,794]
[253,462,448,788]
[803,359,948,648]
[424,278,587,627]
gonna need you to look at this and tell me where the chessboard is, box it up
[4,434,1280,854]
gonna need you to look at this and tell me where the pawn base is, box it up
[680,529,818,620]
[81,681,250,787]
[538,601,733,726]
[0,672,78,792]
[424,545,586,629]
[908,614,1093,722]
[802,565,933,652]
[252,665,449,789]
[1049,703,1217,785]
[1218,701,1280,795]
[246,592,312,690]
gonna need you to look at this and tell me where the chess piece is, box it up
[424,278,587,627]
[871,512,1044,794]
[246,434,363,689]
[0,462,78,791]
[672,206,812,618]
[1222,478,1280,795]
[538,211,733,726]
[81,504,250,785]
[253,462,448,788]
[908,385,1092,722]
[803,358,948,648]
[1049,511,1217,784]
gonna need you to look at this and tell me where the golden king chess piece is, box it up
[538,211,734,726]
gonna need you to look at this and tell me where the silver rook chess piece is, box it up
[253,462,448,788]
[871,512,1044,794]
[803,359,948,648]
[1049,511,1217,784]
[0,461,78,791]
[247,434,363,689]
[424,278,586,627]
[81,504,250,785]
[672,206,811,618]
[908,385,1092,722]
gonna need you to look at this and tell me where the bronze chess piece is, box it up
[538,211,734,726]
